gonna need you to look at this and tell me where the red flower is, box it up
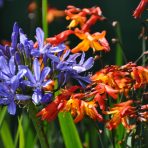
[105,100,136,130]
[46,30,74,45]
[133,0,148,18]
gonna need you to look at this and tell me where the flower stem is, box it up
[42,0,48,38]
[27,101,49,148]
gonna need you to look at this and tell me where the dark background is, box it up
[0,0,147,64]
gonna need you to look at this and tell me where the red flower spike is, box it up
[46,30,74,45]
[133,0,148,19]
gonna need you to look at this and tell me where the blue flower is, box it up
[18,28,34,58]
[49,50,94,87]
[0,56,27,83]
[22,58,51,104]
[31,28,65,63]
[0,22,19,57]
[0,56,27,84]
[0,79,30,115]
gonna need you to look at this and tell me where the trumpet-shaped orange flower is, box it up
[105,100,136,130]
[61,94,103,123]
[46,30,74,45]
[71,29,110,53]
[65,6,105,31]
[133,0,148,18]
[91,63,148,96]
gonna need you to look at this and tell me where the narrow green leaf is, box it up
[0,120,15,148]
[18,116,25,148]
[42,0,48,38]
[58,112,83,148]
[0,107,7,129]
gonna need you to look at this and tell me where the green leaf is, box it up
[0,107,7,129]
[58,112,83,148]
[0,120,15,148]
[18,116,25,148]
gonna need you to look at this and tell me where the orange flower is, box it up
[37,86,82,122]
[65,6,105,31]
[105,100,136,130]
[71,29,110,53]
[46,30,74,45]
[61,94,103,123]
[133,0,148,19]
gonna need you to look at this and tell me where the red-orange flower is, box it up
[133,0,148,18]
[61,93,103,123]
[65,6,105,31]
[46,30,74,45]
[71,29,110,53]
[105,100,136,130]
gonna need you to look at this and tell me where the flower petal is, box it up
[16,94,31,100]
[40,67,51,82]
[8,101,16,115]
[36,27,44,49]
[9,56,16,75]
[33,58,40,82]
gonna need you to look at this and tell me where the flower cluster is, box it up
[0,20,95,114]
[0,5,148,133]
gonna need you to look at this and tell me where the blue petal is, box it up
[11,76,19,91]
[0,98,10,105]
[40,93,52,103]
[16,69,27,79]
[9,56,16,75]
[16,94,31,100]
[67,53,81,63]
[31,49,41,57]
[40,67,51,82]
[83,57,94,70]
[19,30,27,44]
[15,52,21,65]
[22,80,35,87]
[33,58,40,82]
[61,50,70,61]
[11,22,19,49]
[79,52,85,65]
[32,89,42,104]
[0,56,10,75]
[26,68,36,84]
[49,43,66,53]
[8,101,16,115]
[46,54,60,63]
[36,27,44,49]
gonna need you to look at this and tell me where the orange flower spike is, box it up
[133,0,148,19]
[105,100,136,130]
[71,29,110,53]
[46,30,74,45]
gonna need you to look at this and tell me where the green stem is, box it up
[27,101,49,148]
[114,22,125,66]
[42,0,48,38]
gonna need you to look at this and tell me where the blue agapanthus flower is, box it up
[31,28,65,64]
[49,50,94,87]
[0,79,30,115]
[0,56,27,83]
[0,23,19,57]
[21,58,51,104]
